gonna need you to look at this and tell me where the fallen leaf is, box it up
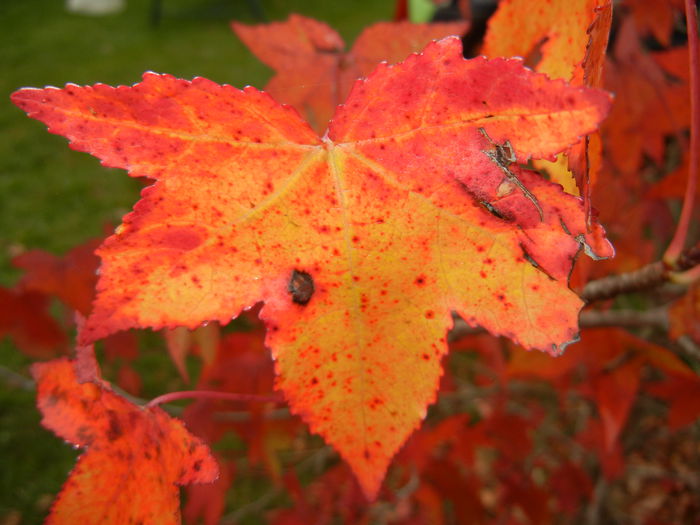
[32,357,218,524]
[13,37,612,497]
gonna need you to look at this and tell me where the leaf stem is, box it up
[664,0,699,264]
[146,390,284,408]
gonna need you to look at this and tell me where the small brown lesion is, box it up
[288,269,315,305]
[478,128,544,221]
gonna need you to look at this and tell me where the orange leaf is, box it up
[32,358,218,524]
[482,0,610,83]
[232,15,468,131]
[13,38,612,498]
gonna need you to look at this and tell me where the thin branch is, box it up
[215,407,291,422]
[578,307,668,331]
[449,307,669,342]
[664,0,699,264]
[581,261,667,303]
[146,389,283,408]
[676,335,700,360]
[582,243,700,303]
[0,365,34,391]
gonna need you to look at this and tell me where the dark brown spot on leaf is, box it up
[288,269,314,305]
[106,411,122,441]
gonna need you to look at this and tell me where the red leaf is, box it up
[0,287,67,358]
[592,357,642,451]
[668,282,700,343]
[12,237,101,315]
[32,358,218,524]
[648,375,700,429]
[549,462,594,515]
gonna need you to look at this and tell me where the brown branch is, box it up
[0,365,34,391]
[578,307,669,330]
[581,261,667,303]
[449,307,669,342]
[581,243,700,303]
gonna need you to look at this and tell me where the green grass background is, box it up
[0,1,391,522]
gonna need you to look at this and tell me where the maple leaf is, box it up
[232,15,468,131]
[32,357,218,524]
[12,37,612,497]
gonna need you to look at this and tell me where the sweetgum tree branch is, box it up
[581,243,700,303]
[449,307,669,342]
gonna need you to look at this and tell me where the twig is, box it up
[449,307,669,342]
[146,389,283,408]
[585,477,607,525]
[581,243,700,303]
[578,307,669,330]
[581,262,667,303]
[215,407,291,422]
[664,0,699,264]
[676,335,700,360]
[0,365,34,391]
